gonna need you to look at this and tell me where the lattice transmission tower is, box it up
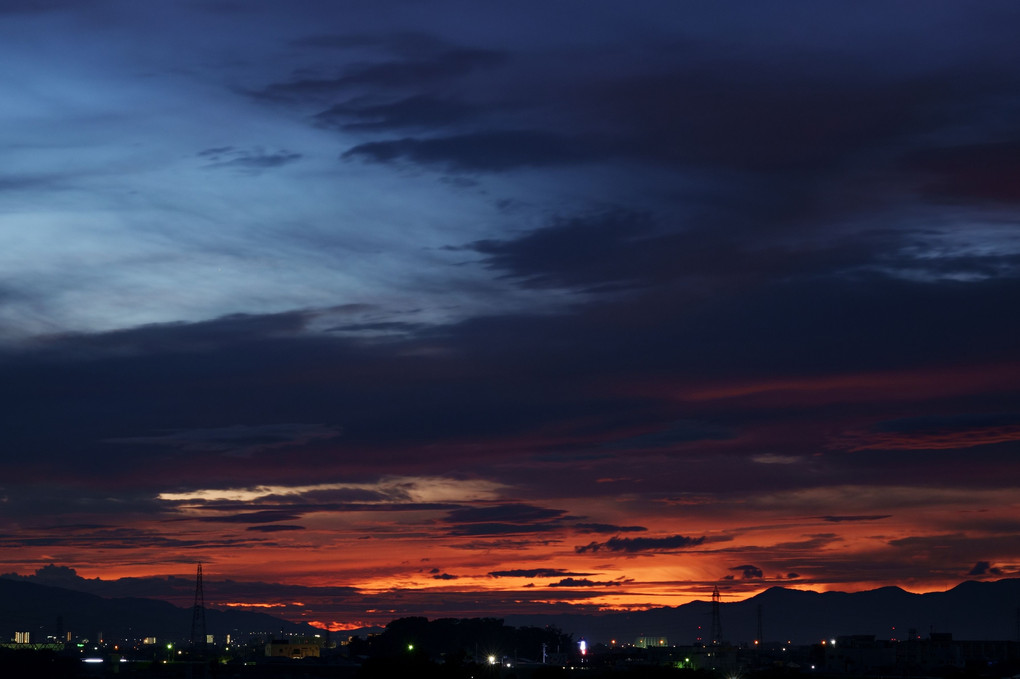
[710,585,723,645]
[190,563,208,654]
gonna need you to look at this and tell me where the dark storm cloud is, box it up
[439,503,573,537]
[6,312,589,457]
[0,486,167,521]
[319,25,1020,192]
[324,320,428,334]
[462,208,912,295]
[315,95,478,131]
[575,535,705,554]
[293,16,1020,414]
[488,569,592,579]
[7,265,1020,466]
[196,510,305,524]
[0,527,263,551]
[465,210,663,291]
[431,572,458,580]
[573,523,646,534]
[6,271,1020,506]
[248,5,1020,396]
[342,130,608,172]
[429,274,1020,407]
[968,561,1004,576]
[730,564,764,580]
[197,146,234,157]
[445,523,563,538]
[17,309,316,357]
[257,44,504,102]
[245,524,305,533]
[199,148,302,172]
[763,534,843,553]
[443,504,566,525]
[107,423,341,456]
[450,538,561,552]
[548,578,620,588]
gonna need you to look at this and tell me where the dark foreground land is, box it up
[6,616,1020,679]
[5,649,1020,679]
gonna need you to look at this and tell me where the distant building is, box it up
[635,636,669,648]
[817,633,1020,674]
[15,632,30,644]
[265,639,320,659]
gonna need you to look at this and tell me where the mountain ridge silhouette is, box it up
[3,575,1018,645]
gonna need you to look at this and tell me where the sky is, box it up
[2,0,1020,632]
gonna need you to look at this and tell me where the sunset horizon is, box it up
[3,562,1008,633]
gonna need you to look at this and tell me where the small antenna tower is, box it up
[190,563,208,654]
[710,585,723,645]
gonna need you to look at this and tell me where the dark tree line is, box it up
[350,616,573,664]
